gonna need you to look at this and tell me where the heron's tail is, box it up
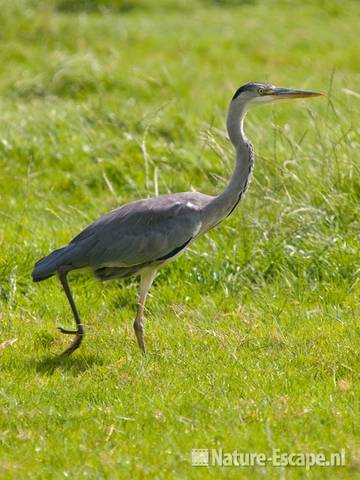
[32,245,74,282]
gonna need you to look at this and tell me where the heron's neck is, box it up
[202,101,254,231]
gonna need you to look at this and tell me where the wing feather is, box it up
[68,192,211,270]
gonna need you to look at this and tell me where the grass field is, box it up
[0,0,359,478]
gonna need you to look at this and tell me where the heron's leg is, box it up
[133,268,157,354]
[57,267,84,356]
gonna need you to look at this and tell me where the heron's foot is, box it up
[60,333,84,356]
[135,331,146,354]
[57,325,85,356]
[133,319,146,354]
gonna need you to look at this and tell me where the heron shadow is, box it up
[34,353,103,375]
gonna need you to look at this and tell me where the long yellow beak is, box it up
[270,87,324,99]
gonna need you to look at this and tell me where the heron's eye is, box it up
[258,88,265,95]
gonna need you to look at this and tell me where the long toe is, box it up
[60,333,83,356]
[58,327,79,335]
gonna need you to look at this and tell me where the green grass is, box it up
[0,0,359,478]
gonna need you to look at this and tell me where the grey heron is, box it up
[32,82,322,355]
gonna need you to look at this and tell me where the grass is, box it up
[0,0,359,478]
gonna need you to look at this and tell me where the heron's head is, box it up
[232,82,323,108]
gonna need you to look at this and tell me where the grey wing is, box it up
[69,193,211,270]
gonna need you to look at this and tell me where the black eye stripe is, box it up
[232,85,249,100]
[232,83,273,101]
[232,82,271,100]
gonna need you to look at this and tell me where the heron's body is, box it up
[36,192,213,277]
[32,82,322,355]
